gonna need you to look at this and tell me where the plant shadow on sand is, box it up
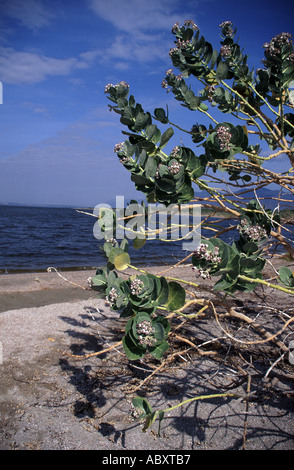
[55,289,294,450]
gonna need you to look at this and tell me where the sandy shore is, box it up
[0,264,294,450]
[0,268,95,313]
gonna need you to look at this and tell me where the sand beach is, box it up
[0,263,293,451]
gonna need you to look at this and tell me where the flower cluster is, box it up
[130,278,144,296]
[104,83,114,93]
[169,39,191,57]
[161,79,168,89]
[237,219,267,242]
[192,267,212,280]
[204,85,216,103]
[215,125,232,151]
[136,320,156,347]
[171,22,179,33]
[171,146,181,158]
[104,81,129,93]
[192,243,221,279]
[114,142,124,153]
[171,20,198,34]
[220,44,232,59]
[263,32,293,58]
[193,243,221,264]
[162,71,182,89]
[168,161,182,175]
[262,32,294,69]
[105,287,118,307]
[184,19,198,30]
[105,237,117,244]
[119,156,129,164]
[219,21,234,38]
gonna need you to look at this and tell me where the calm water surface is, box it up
[0,205,293,274]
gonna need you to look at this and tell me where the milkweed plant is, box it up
[89,20,294,433]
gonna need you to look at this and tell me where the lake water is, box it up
[0,205,200,273]
[0,205,293,273]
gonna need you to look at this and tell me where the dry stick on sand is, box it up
[126,348,193,394]
[47,266,90,290]
[211,301,294,353]
[59,341,123,360]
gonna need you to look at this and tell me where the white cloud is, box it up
[105,32,168,64]
[89,0,195,67]
[0,0,54,30]
[89,0,188,33]
[0,47,98,85]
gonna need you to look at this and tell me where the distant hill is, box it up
[1,188,292,212]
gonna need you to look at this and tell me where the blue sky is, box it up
[0,0,293,207]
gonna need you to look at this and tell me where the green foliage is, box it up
[278,266,294,288]
[90,21,294,406]
[87,21,294,435]
[191,200,282,294]
[204,122,248,159]
[191,234,266,294]
[131,392,238,435]
[123,312,170,360]
[90,227,186,359]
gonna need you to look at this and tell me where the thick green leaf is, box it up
[155,175,176,194]
[132,397,153,416]
[122,333,145,360]
[216,61,229,79]
[145,156,158,178]
[117,97,128,109]
[133,236,146,249]
[159,127,174,149]
[133,112,151,132]
[90,274,106,287]
[113,252,130,270]
[242,242,259,255]
[145,124,161,143]
[188,154,207,179]
[154,107,169,124]
[149,340,169,359]
[131,173,152,186]
[240,257,265,276]
[153,322,165,342]
[157,276,169,305]
[165,281,186,310]
[278,266,294,287]
[210,49,219,69]
[213,274,237,291]
[108,247,123,263]
[153,315,171,336]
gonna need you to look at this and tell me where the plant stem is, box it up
[161,392,238,414]
[237,274,294,294]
